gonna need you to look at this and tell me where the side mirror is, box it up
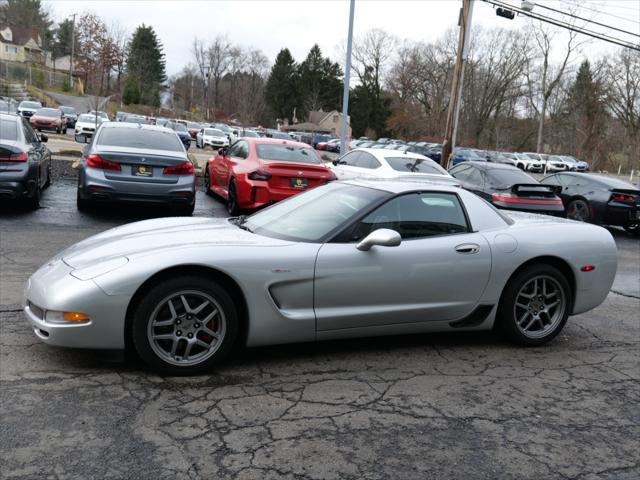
[332,160,339,166]
[75,133,89,144]
[356,228,401,251]
[39,133,48,143]
[218,147,228,157]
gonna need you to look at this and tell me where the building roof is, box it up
[308,110,332,125]
[0,25,42,48]
[280,122,327,132]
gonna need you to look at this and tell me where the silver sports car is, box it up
[24,180,617,374]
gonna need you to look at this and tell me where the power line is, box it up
[560,0,640,25]
[535,2,640,38]
[481,0,640,52]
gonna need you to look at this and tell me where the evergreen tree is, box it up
[349,66,391,138]
[264,48,299,123]
[122,77,141,105]
[51,18,73,59]
[567,60,607,160]
[298,44,342,118]
[126,24,166,106]
[0,0,53,48]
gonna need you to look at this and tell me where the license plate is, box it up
[133,165,153,177]
[290,178,308,189]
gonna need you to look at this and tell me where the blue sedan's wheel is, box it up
[497,264,570,346]
[132,276,238,374]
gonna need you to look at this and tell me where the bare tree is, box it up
[351,28,397,90]
[525,22,581,152]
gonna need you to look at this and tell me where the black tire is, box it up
[131,276,239,375]
[62,127,67,134]
[27,180,41,209]
[203,165,212,195]
[76,187,92,211]
[624,224,640,237]
[566,198,591,223]
[174,203,195,216]
[496,264,571,346]
[43,160,52,188]
[56,127,61,134]
[227,179,241,216]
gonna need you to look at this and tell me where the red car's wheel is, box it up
[227,180,241,216]
[203,165,212,195]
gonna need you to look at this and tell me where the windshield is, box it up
[244,183,389,242]
[36,108,60,117]
[243,130,259,137]
[186,122,201,129]
[20,101,42,109]
[457,149,482,159]
[97,128,184,152]
[77,114,100,123]
[171,123,188,132]
[490,168,537,187]
[256,144,322,164]
[385,157,448,175]
[60,107,76,114]
[204,129,224,136]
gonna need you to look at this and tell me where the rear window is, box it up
[78,114,100,123]
[489,168,537,186]
[60,107,76,114]
[256,144,321,164]
[171,123,188,132]
[97,128,184,152]
[385,157,447,175]
[37,108,60,117]
[0,118,18,141]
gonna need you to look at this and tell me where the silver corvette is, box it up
[24,180,617,374]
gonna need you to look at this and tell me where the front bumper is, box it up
[24,259,129,349]
[31,121,61,131]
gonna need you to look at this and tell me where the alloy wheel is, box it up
[146,290,227,367]
[513,275,566,339]
[567,200,590,222]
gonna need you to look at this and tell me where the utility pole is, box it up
[69,13,76,88]
[442,0,474,169]
[204,66,211,121]
[339,0,356,156]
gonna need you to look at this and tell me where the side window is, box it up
[465,167,484,187]
[237,141,249,159]
[541,175,560,186]
[355,152,381,169]
[351,192,470,241]
[567,175,588,188]
[22,119,38,144]
[340,151,361,167]
[227,141,244,158]
[450,164,471,181]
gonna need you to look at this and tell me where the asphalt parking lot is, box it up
[1,175,639,479]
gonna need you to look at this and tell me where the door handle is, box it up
[455,243,480,254]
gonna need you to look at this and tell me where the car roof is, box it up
[100,122,172,133]
[554,172,638,190]
[353,147,434,162]
[0,112,21,121]
[343,178,461,194]
[247,137,311,148]
[463,161,520,171]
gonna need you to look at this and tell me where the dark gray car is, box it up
[76,122,196,215]
[0,113,51,207]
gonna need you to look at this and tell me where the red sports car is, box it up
[204,137,337,215]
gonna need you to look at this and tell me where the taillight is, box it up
[86,154,122,171]
[610,193,636,204]
[0,151,27,162]
[163,161,195,175]
[248,170,272,181]
[491,193,563,206]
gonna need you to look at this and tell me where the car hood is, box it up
[61,217,292,269]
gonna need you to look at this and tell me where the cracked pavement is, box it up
[1,179,639,479]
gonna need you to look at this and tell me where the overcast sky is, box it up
[46,0,639,76]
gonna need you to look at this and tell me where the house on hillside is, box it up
[0,25,53,68]
[282,109,352,137]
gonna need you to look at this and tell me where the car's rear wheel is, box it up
[76,187,92,211]
[44,160,52,188]
[131,276,238,375]
[566,199,591,222]
[624,223,640,237]
[227,179,241,216]
[27,178,41,209]
[497,264,570,346]
[203,165,212,195]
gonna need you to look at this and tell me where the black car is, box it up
[59,106,78,128]
[167,122,192,149]
[424,144,442,164]
[540,172,640,235]
[449,161,564,215]
[0,113,52,207]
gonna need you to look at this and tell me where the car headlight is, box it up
[70,256,129,280]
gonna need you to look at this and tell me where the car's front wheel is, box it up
[497,264,570,346]
[131,276,238,375]
[624,223,640,237]
[227,179,241,216]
